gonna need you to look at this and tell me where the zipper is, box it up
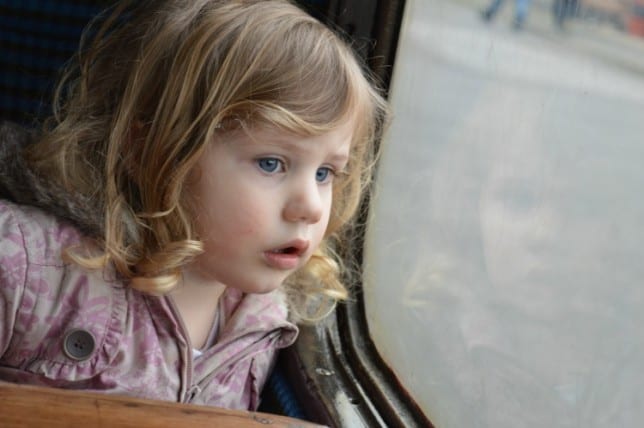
[198,328,282,387]
[166,295,194,403]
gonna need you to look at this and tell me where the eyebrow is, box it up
[247,134,350,163]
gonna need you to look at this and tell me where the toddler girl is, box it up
[0,0,388,411]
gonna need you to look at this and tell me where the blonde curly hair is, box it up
[27,0,389,320]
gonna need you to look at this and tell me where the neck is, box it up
[170,267,226,349]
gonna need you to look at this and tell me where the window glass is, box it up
[363,0,644,426]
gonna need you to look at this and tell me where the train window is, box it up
[364,0,644,427]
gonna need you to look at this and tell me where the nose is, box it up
[283,179,324,224]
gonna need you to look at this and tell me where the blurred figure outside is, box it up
[553,0,579,29]
[481,0,533,29]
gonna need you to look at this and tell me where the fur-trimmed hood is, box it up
[0,121,103,238]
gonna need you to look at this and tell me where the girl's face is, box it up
[185,122,353,293]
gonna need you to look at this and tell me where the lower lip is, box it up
[263,251,301,270]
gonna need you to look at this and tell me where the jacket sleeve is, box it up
[0,201,27,357]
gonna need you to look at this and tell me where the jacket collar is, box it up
[0,121,103,238]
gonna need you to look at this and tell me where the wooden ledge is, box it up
[0,382,324,427]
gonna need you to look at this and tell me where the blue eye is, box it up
[257,158,283,173]
[316,167,333,183]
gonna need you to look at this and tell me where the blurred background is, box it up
[364,0,644,426]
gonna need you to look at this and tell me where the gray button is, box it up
[62,329,95,361]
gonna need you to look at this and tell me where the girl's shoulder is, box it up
[0,199,85,267]
[0,199,128,377]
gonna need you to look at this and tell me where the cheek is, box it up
[235,213,263,236]
[203,202,264,240]
[195,179,266,237]
[314,194,334,242]
[199,215,257,262]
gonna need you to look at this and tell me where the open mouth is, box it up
[264,240,309,270]
[269,239,309,257]
[271,247,300,255]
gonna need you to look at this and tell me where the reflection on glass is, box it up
[364,0,644,426]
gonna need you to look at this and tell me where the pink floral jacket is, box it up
[0,199,298,410]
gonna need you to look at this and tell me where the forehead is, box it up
[236,121,355,154]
